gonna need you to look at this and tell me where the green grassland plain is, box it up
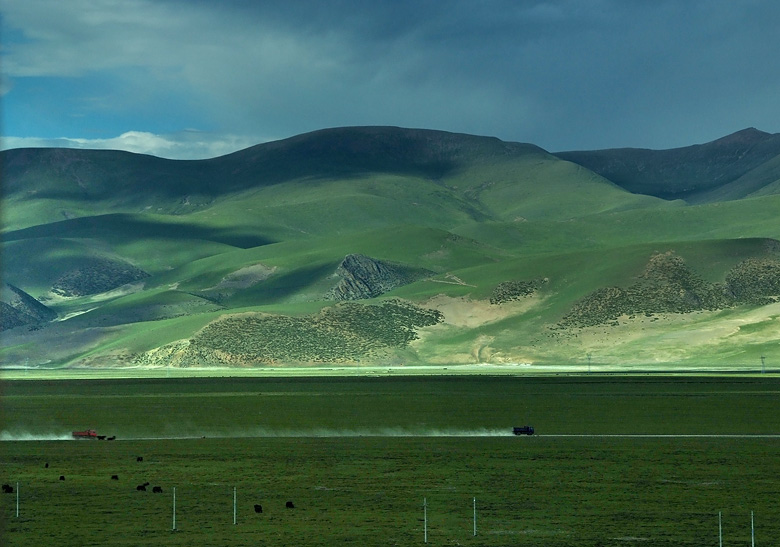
[1,375,779,545]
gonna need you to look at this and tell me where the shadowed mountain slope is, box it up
[2,126,661,233]
[2,127,538,223]
[556,128,780,202]
[1,283,57,331]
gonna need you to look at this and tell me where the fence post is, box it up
[473,497,476,536]
[423,497,427,543]
[751,511,755,547]
[172,487,176,531]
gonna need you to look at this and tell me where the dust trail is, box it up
[0,430,73,441]
[241,427,515,438]
[126,427,516,440]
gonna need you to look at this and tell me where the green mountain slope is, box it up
[2,126,778,370]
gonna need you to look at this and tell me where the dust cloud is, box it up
[0,430,73,441]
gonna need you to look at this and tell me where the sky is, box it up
[2,0,779,159]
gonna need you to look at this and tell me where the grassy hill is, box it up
[1,126,778,370]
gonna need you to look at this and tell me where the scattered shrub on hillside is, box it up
[185,299,443,365]
[559,251,735,328]
[559,287,630,327]
[52,258,149,297]
[323,300,443,347]
[725,258,780,304]
[490,278,547,304]
[632,251,730,311]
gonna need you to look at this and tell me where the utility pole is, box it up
[587,353,592,373]
[760,355,766,374]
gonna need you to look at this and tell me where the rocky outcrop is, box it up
[1,283,57,331]
[326,254,432,301]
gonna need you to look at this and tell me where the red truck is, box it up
[72,429,98,439]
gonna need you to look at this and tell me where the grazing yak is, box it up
[152,486,163,493]
[2,484,13,494]
[111,475,119,480]
[136,484,147,491]
[136,456,144,462]
[285,501,295,509]
[59,475,65,481]
[254,504,263,513]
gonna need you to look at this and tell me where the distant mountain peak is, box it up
[709,127,772,146]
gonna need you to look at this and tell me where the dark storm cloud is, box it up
[2,0,779,158]
[209,0,780,150]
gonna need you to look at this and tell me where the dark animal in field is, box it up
[136,456,143,462]
[144,482,150,486]
[45,462,49,468]
[136,484,147,491]
[97,435,106,440]
[254,504,263,513]
[59,475,65,481]
[111,475,119,480]
[107,436,116,441]
[285,501,295,509]
[2,484,13,494]
[152,486,163,493]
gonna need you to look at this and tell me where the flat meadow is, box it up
[1,374,779,545]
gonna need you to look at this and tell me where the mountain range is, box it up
[2,126,779,369]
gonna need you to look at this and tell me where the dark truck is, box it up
[512,426,534,435]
